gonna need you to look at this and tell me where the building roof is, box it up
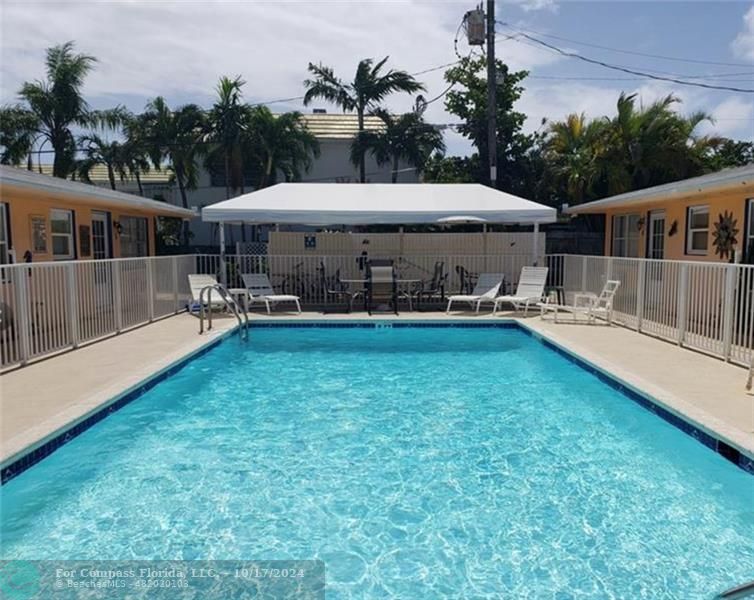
[0,165,195,218]
[202,183,557,225]
[566,164,754,214]
[34,164,173,184]
[299,113,386,139]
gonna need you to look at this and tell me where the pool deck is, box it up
[2,310,753,471]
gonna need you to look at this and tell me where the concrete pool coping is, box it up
[2,311,753,482]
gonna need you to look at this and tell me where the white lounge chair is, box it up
[446,273,505,314]
[493,266,549,315]
[188,274,226,312]
[539,280,621,324]
[241,273,302,314]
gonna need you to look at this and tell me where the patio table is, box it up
[341,279,421,313]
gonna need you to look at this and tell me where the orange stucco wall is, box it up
[600,186,753,262]
[1,186,160,262]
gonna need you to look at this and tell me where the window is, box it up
[120,216,148,257]
[50,209,74,259]
[686,205,709,255]
[611,214,640,257]
[0,203,9,264]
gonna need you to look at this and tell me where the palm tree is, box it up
[244,106,320,189]
[141,97,207,244]
[598,93,720,196]
[544,113,605,204]
[303,57,425,182]
[0,105,40,168]
[77,134,124,190]
[18,41,124,178]
[350,109,445,183]
[120,114,152,195]
[206,76,249,199]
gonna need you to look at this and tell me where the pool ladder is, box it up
[198,283,249,341]
[717,580,754,599]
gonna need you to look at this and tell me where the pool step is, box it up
[717,580,754,599]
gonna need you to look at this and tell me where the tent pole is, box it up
[532,223,539,266]
[219,221,226,286]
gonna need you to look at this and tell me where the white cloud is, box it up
[703,96,754,139]
[731,6,754,61]
[505,0,559,13]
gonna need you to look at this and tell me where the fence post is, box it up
[676,263,689,346]
[67,263,80,348]
[15,267,31,365]
[172,256,180,313]
[721,264,737,361]
[636,260,646,332]
[581,256,588,292]
[147,258,155,322]
[112,261,123,333]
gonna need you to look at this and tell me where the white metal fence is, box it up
[0,255,197,368]
[1,252,751,369]
[548,254,754,366]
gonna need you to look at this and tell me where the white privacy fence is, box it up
[0,255,198,368]
[1,252,751,369]
[194,253,544,305]
[548,254,754,366]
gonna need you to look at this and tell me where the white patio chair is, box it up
[241,273,302,314]
[188,274,226,312]
[493,266,549,316]
[539,280,621,324]
[446,273,505,314]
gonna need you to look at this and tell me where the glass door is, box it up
[648,210,665,260]
[91,211,110,260]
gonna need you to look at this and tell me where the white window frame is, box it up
[611,213,640,258]
[0,202,9,265]
[686,205,709,256]
[50,208,75,260]
[119,216,149,258]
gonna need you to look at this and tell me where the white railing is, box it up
[1,252,751,370]
[550,254,754,367]
[0,255,198,369]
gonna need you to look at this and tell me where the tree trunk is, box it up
[357,107,366,183]
[224,153,231,200]
[176,167,190,247]
[135,171,144,196]
[392,155,399,184]
[108,164,116,190]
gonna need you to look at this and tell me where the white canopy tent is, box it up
[201,183,557,273]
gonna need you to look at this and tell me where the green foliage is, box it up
[543,93,725,205]
[703,139,754,171]
[0,105,40,166]
[304,57,425,182]
[350,109,445,182]
[244,106,320,188]
[444,55,534,194]
[422,154,478,183]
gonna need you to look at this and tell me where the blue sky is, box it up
[1,0,752,157]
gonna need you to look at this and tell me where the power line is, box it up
[498,24,754,93]
[497,23,753,68]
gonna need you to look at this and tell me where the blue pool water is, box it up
[2,325,753,598]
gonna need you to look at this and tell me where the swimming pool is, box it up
[2,324,753,598]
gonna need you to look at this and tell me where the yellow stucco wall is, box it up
[1,186,160,262]
[600,186,753,262]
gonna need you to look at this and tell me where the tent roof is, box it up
[202,183,556,225]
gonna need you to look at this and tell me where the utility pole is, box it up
[486,0,497,189]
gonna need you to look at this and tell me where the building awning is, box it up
[202,183,556,225]
[565,164,754,214]
[1,165,194,219]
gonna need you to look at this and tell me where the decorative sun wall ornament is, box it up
[712,211,739,261]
